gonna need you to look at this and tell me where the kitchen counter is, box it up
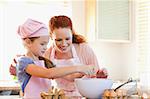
[0,95,21,99]
[0,80,20,91]
[0,94,143,99]
[0,95,142,99]
[0,80,146,99]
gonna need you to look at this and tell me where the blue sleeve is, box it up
[16,56,34,93]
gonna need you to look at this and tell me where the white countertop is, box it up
[0,95,21,99]
[0,80,20,91]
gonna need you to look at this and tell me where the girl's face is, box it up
[52,28,72,53]
[30,36,49,57]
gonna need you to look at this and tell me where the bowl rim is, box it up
[75,78,113,81]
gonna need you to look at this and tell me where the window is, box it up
[97,0,131,42]
[137,0,150,73]
[86,0,132,42]
[0,1,72,80]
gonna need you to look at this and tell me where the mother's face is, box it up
[52,28,73,53]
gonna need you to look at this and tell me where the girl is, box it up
[44,15,108,96]
[16,19,95,99]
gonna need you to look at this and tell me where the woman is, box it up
[44,15,108,96]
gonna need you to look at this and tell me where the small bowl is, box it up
[75,78,113,99]
[112,81,137,96]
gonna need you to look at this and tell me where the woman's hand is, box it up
[81,67,108,79]
[96,68,108,78]
[9,64,17,76]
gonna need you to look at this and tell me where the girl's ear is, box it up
[24,38,32,47]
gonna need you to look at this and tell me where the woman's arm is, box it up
[10,64,16,76]
[75,43,108,78]
[74,43,99,69]
[9,55,23,76]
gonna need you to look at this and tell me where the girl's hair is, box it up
[49,15,86,44]
[23,37,55,68]
[23,37,40,41]
[38,56,55,68]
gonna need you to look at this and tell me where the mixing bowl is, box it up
[75,78,113,99]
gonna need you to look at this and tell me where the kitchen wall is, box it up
[72,0,86,36]
[0,1,138,81]
[71,0,138,80]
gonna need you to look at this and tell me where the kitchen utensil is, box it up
[114,78,133,91]
[114,78,137,96]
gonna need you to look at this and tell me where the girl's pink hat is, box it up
[17,19,49,38]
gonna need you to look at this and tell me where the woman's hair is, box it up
[49,15,86,44]
[23,37,55,68]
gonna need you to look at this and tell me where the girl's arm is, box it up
[62,73,84,82]
[25,64,95,79]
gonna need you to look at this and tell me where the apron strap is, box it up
[71,45,78,58]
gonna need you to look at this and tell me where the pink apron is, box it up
[50,45,82,96]
[24,60,51,99]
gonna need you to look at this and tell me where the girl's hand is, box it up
[96,68,108,78]
[79,65,96,76]
[62,73,84,82]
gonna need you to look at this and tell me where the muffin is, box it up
[41,87,67,99]
[103,89,117,99]
[116,89,127,99]
[102,89,127,99]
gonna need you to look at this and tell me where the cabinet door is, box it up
[97,0,132,42]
